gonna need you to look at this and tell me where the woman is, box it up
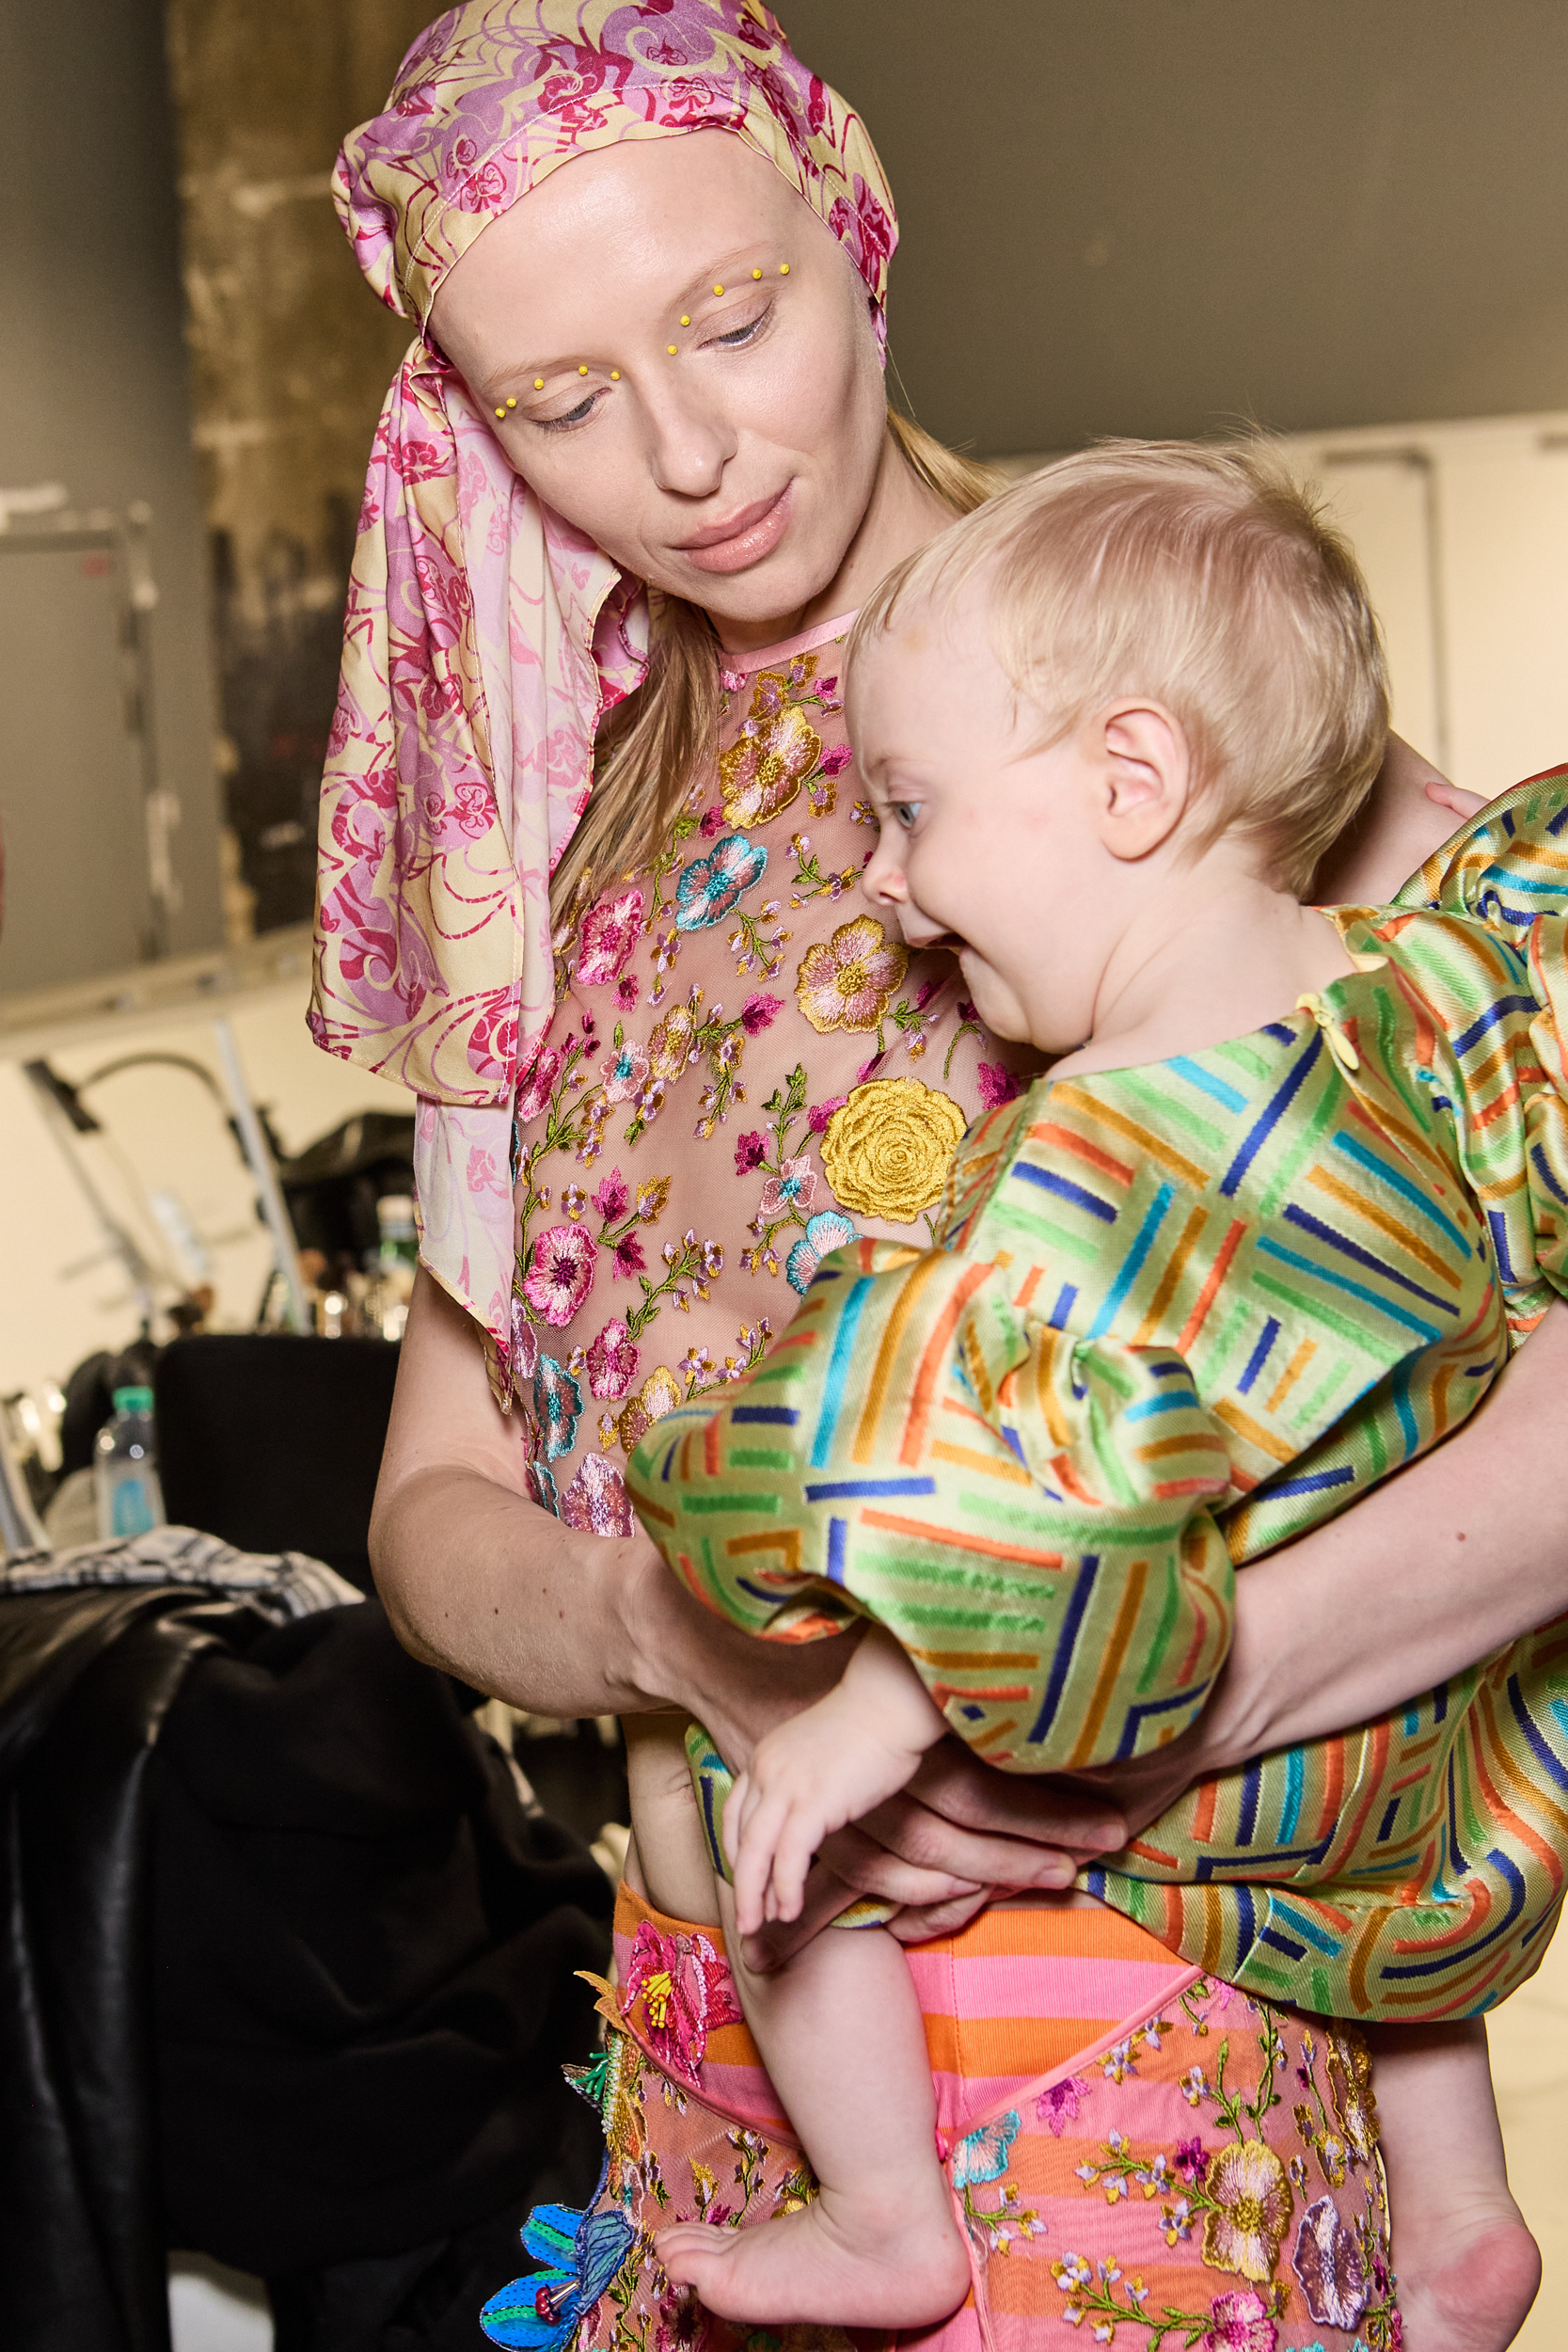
[317,8,1556,2344]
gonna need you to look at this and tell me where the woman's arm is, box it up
[1311,732,1480,905]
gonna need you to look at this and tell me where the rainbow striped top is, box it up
[628,771,1568,2019]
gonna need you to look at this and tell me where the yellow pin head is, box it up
[752,268,762,279]
[779,262,790,275]
[713,283,723,295]
[667,343,677,355]
[534,376,544,389]
[494,406,505,420]
[578,364,588,375]
[680,314,690,326]
[610,369,621,381]
[505,396,516,409]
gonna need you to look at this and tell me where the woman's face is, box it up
[430,133,888,637]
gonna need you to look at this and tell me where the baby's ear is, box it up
[1093,701,1191,862]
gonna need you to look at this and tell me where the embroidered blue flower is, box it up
[785,1209,857,1295]
[951,2110,1021,2188]
[533,1355,583,1461]
[480,2198,635,2347]
[674,832,768,930]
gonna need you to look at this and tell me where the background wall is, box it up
[0,0,225,972]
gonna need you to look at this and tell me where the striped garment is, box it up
[628,771,1568,2020]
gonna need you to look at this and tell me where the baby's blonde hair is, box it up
[851,438,1389,896]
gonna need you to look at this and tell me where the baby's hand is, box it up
[724,1625,947,1936]
[1423,777,1486,824]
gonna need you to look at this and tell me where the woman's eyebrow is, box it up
[491,248,781,389]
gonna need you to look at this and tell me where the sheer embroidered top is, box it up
[627,769,1568,2021]
[502,614,1029,1532]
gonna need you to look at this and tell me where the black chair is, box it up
[154,1335,401,1592]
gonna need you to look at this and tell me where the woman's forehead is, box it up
[436,134,824,330]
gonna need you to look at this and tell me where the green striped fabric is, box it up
[628,770,1568,2018]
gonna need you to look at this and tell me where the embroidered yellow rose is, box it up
[821,1077,968,1221]
[794,914,908,1034]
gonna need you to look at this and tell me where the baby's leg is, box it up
[1367,2019,1539,2351]
[657,1895,971,2328]
[622,1712,721,1925]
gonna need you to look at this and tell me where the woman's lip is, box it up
[677,485,792,574]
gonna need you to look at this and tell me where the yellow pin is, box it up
[713,283,724,294]
[494,406,505,419]
[680,314,690,326]
[505,396,516,409]
[534,376,544,389]
[667,343,677,355]
[578,364,588,375]
[752,268,762,279]
[780,262,790,275]
[610,369,621,381]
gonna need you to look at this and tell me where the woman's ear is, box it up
[1089,701,1191,862]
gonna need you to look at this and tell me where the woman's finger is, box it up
[884,1884,997,1942]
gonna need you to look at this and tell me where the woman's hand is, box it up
[739,1737,1130,1969]
[1311,733,1483,907]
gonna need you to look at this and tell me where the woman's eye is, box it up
[711,305,769,349]
[540,393,597,432]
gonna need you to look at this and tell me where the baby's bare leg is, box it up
[1368,2019,1539,2351]
[657,1890,971,2328]
[622,1712,721,1925]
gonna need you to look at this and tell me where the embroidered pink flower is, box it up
[508,1297,538,1389]
[1200,2288,1277,2352]
[807,1093,847,1134]
[1201,2139,1292,2283]
[592,1168,630,1221]
[621,1920,743,2088]
[795,913,909,1034]
[1291,2195,1367,2329]
[612,1232,647,1280]
[818,739,853,774]
[516,1045,562,1121]
[578,886,645,986]
[1035,2075,1091,2136]
[601,1041,649,1103]
[977,1061,1023,1109]
[587,1317,639,1400]
[522,1226,598,1327]
[734,1132,768,1175]
[758,1155,817,1218]
[740,992,783,1035]
[559,1452,635,1537]
[616,974,640,1010]
[698,804,726,838]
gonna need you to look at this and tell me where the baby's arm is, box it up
[725,1625,946,1935]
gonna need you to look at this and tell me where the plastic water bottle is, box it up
[371,1194,418,1341]
[95,1385,165,1541]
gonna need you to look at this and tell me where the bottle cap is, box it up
[112,1386,154,1413]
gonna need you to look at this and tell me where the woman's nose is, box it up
[644,377,739,501]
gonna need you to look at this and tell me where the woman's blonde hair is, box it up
[851,437,1389,897]
[547,411,1001,927]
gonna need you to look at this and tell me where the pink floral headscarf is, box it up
[310,1,897,1343]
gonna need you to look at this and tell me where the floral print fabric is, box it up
[312,1,905,1351]
[485,1883,1399,2352]
[505,617,1025,1510]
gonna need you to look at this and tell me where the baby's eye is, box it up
[891,800,922,831]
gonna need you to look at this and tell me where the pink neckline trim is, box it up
[722,610,859,675]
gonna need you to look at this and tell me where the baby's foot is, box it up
[1395,2198,1541,2352]
[655,2189,971,2328]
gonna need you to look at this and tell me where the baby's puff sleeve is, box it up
[626,1235,1237,1772]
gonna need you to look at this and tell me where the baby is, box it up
[627,443,1556,2346]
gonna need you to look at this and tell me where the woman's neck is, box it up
[706,427,956,656]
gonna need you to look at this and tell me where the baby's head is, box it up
[849,439,1388,1051]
